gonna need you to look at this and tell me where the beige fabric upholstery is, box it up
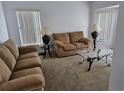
[0,59,11,84]
[3,39,19,60]
[79,38,91,48]
[69,31,84,43]
[0,74,44,91]
[11,67,45,86]
[19,52,38,60]
[64,44,76,51]
[54,40,65,48]
[54,46,64,57]
[0,39,45,91]
[53,33,70,44]
[79,37,91,44]
[73,43,88,49]
[14,57,42,71]
[53,31,91,57]
[18,45,37,55]
[63,50,77,57]
[0,45,16,71]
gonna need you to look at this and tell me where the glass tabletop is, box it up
[77,48,113,58]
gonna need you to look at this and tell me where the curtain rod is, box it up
[97,5,119,12]
[16,9,40,12]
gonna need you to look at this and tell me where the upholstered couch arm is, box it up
[18,45,37,54]
[0,74,44,91]
[79,37,91,48]
[54,40,65,48]
[79,38,91,44]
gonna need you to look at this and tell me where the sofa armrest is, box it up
[18,45,37,54]
[54,40,65,48]
[79,38,91,44]
[79,37,91,48]
[83,38,91,45]
[0,74,44,91]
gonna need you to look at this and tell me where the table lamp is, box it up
[41,26,51,58]
[91,24,102,51]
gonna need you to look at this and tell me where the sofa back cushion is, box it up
[0,45,16,71]
[53,33,70,44]
[0,58,11,84]
[3,39,19,60]
[69,31,84,43]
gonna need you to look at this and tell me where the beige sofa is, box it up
[0,39,45,91]
[53,31,91,57]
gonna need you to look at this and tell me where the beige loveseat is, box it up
[53,31,91,57]
[0,39,45,91]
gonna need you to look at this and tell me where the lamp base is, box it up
[93,39,96,51]
[91,31,98,39]
[42,34,50,45]
[91,31,98,51]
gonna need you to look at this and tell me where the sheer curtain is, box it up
[96,6,119,48]
[16,10,42,46]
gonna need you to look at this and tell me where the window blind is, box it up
[96,7,118,48]
[16,10,42,46]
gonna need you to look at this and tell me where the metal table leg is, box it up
[87,58,95,71]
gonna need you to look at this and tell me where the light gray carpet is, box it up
[41,55,111,91]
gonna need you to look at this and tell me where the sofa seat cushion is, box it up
[10,67,44,83]
[64,44,76,51]
[19,52,38,60]
[3,39,19,60]
[0,58,12,84]
[0,45,16,71]
[14,57,42,71]
[53,33,70,44]
[73,43,88,49]
[69,31,84,43]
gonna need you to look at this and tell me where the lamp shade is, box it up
[41,26,49,36]
[93,24,102,32]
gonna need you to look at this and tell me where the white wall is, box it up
[109,2,124,90]
[0,2,8,43]
[2,1,90,45]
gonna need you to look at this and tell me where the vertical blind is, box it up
[97,7,118,48]
[16,10,42,46]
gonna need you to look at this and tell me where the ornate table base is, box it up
[78,49,112,71]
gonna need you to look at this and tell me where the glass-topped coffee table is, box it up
[77,48,113,71]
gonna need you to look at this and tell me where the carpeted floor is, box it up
[41,55,111,91]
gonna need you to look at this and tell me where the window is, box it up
[16,9,42,46]
[96,5,119,48]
